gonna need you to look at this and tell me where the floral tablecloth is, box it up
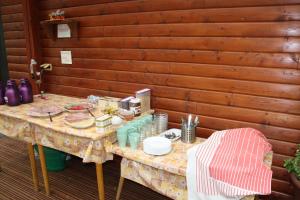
[110,139,273,200]
[0,94,116,164]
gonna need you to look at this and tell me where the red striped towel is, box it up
[193,128,272,197]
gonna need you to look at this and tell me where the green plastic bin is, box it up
[34,145,67,172]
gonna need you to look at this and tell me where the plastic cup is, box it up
[117,126,128,148]
[128,130,140,150]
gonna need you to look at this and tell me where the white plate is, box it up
[64,117,95,129]
[143,136,172,156]
[160,128,181,141]
[27,106,64,117]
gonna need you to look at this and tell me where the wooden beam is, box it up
[22,0,41,93]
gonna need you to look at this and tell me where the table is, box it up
[0,94,117,200]
[109,138,273,200]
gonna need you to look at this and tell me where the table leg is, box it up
[37,144,50,195]
[27,143,39,191]
[116,177,125,200]
[96,163,105,200]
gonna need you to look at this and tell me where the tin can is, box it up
[129,98,141,117]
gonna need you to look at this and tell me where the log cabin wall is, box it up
[0,0,29,80]
[1,0,300,199]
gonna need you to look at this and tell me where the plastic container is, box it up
[34,145,67,172]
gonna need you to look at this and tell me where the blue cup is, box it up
[128,131,140,150]
[117,126,128,148]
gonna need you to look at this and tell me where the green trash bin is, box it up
[34,145,67,172]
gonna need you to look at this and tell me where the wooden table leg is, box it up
[96,163,105,200]
[116,177,125,200]
[27,143,39,191]
[37,144,50,196]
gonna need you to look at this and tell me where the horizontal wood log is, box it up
[4,31,25,40]
[0,4,22,15]
[8,63,28,73]
[42,48,300,69]
[39,0,300,18]
[64,5,300,26]
[1,13,23,23]
[6,48,26,56]
[7,56,27,64]
[272,166,290,181]
[270,191,294,200]
[39,0,134,10]
[2,22,24,32]
[271,179,294,195]
[8,71,29,79]
[41,37,300,53]
[5,39,25,48]
[70,22,300,38]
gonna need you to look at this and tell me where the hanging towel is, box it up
[186,128,272,200]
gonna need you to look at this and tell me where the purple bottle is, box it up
[5,80,21,106]
[19,78,33,104]
[0,82,5,105]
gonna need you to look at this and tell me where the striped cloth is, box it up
[187,128,272,200]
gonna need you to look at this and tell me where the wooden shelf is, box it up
[40,19,79,40]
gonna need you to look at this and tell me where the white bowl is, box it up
[143,136,172,156]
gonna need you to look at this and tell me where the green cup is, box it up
[117,126,128,148]
[128,131,140,150]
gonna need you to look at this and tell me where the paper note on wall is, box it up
[61,51,72,64]
[57,24,71,38]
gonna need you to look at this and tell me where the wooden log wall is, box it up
[0,0,29,80]
[0,0,299,199]
[37,1,300,198]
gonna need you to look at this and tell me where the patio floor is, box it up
[0,136,169,200]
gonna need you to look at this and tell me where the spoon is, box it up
[48,112,53,122]
[87,108,95,118]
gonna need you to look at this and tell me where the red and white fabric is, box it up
[186,128,272,200]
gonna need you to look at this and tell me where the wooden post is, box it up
[27,143,39,191]
[22,0,41,93]
[37,144,50,196]
[96,163,105,200]
[116,177,125,200]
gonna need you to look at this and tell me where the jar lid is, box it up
[129,98,141,104]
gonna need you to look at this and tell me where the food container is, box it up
[136,88,151,113]
[119,96,134,110]
[119,109,134,121]
[98,97,120,111]
[96,114,112,133]
[129,98,141,117]
[154,112,168,134]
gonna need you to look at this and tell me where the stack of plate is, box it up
[154,113,168,134]
[143,136,172,156]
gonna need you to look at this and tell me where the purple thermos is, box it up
[0,82,5,105]
[5,80,21,106]
[19,78,33,103]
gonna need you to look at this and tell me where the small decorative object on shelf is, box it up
[49,10,65,21]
